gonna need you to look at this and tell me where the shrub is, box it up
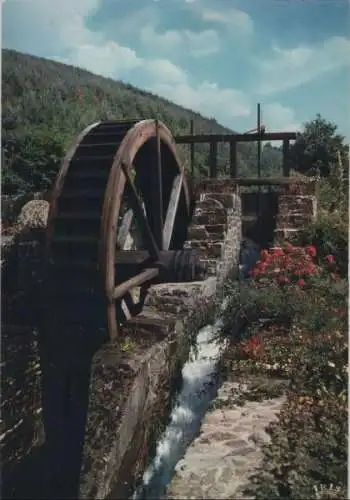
[296,211,348,277]
[248,390,347,499]
[223,242,348,499]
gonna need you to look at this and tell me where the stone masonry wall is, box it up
[275,193,317,240]
[185,179,242,281]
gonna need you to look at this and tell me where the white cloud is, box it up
[140,25,220,57]
[257,36,350,95]
[3,0,101,56]
[185,1,254,38]
[55,43,143,79]
[143,58,188,84]
[200,8,254,36]
[150,81,251,123]
[261,103,300,132]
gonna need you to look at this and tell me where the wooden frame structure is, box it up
[175,124,297,179]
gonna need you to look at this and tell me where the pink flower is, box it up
[304,266,315,274]
[261,249,269,261]
[297,279,306,286]
[305,245,316,258]
[325,254,335,264]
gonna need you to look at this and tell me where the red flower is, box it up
[297,278,306,286]
[304,266,315,274]
[249,336,260,346]
[305,245,316,258]
[325,254,335,264]
[261,249,269,261]
[275,249,284,257]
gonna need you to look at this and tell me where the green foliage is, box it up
[291,159,348,278]
[297,212,348,278]
[261,142,283,177]
[222,244,348,499]
[2,126,66,194]
[291,114,349,178]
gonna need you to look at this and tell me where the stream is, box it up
[133,239,260,500]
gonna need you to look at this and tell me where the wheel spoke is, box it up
[152,120,164,249]
[117,208,133,249]
[121,161,159,260]
[113,268,159,300]
[163,173,183,250]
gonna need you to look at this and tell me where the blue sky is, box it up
[3,0,350,141]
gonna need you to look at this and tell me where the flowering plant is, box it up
[248,243,339,287]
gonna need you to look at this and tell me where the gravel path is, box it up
[168,381,285,499]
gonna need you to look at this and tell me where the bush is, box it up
[249,390,347,499]
[2,126,66,194]
[296,211,348,277]
[222,243,348,499]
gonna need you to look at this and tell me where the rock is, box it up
[15,200,49,233]
[168,381,285,499]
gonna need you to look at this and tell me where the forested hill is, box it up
[2,49,281,195]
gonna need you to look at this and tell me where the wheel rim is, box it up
[102,119,191,338]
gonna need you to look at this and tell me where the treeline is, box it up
[2,49,347,197]
[2,49,261,195]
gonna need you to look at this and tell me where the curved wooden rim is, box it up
[44,121,101,257]
[101,119,190,338]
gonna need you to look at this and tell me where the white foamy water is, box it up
[134,316,226,499]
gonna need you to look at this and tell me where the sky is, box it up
[2,0,350,141]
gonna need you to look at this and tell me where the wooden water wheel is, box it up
[45,119,204,339]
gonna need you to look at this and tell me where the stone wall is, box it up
[1,179,242,499]
[187,178,242,281]
[1,227,47,498]
[275,192,317,241]
[236,178,317,244]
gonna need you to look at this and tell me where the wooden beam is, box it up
[163,173,183,250]
[209,141,217,178]
[190,120,195,177]
[175,131,297,144]
[113,268,159,300]
[153,120,163,248]
[229,140,237,178]
[227,177,310,186]
[121,161,159,261]
[282,139,290,177]
[117,208,133,249]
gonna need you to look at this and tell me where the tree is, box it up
[290,114,349,177]
[2,125,66,194]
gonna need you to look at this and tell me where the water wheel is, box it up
[45,119,201,339]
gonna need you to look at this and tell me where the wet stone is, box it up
[168,381,285,499]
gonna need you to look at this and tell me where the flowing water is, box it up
[134,317,226,499]
[133,239,260,500]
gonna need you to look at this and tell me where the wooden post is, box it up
[229,140,237,178]
[257,103,262,178]
[282,139,290,177]
[209,141,217,178]
[190,120,194,178]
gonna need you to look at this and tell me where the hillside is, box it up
[3,49,269,195]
